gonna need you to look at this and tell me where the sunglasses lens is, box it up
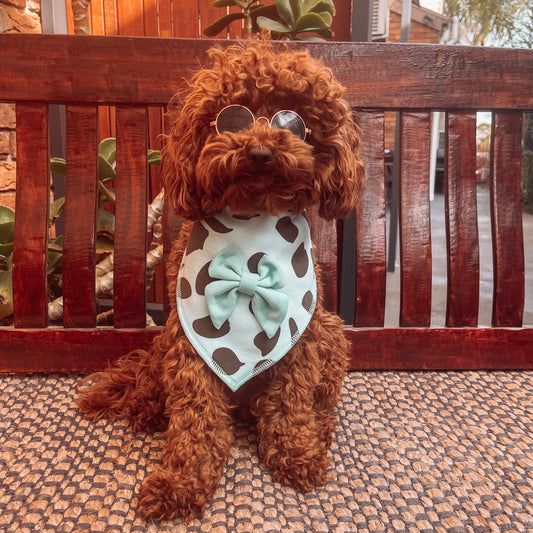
[216,105,254,134]
[271,111,307,140]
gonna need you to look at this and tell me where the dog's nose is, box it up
[249,146,273,171]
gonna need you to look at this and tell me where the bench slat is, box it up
[445,111,480,327]
[1,326,530,373]
[114,106,148,328]
[62,105,98,328]
[1,35,533,110]
[399,111,432,327]
[355,109,386,326]
[345,326,533,369]
[309,208,339,313]
[12,103,49,328]
[490,111,525,327]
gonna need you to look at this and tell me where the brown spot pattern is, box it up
[289,318,298,338]
[276,216,299,243]
[179,277,192,299]
[291,243,309,278]
[253,328,281,357]
[302,290,314,312]
[247,252,265,273]
[196,261,214,295]
[205,216,233,234]
[192,316,230,338]
[212,348,244,375]
[186,221,209,256]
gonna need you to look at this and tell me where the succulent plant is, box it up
[204,0,335,40]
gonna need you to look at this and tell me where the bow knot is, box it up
[205,245,288,338]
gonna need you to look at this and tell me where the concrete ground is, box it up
[384,185,533,327]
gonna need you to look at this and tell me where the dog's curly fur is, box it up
[76,39,364,522]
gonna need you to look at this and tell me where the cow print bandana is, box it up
[177,208,317,391]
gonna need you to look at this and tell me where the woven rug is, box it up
[1,371,532,533]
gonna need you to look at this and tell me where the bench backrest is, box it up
[0,34,531,372]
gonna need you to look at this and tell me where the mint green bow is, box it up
[205,245,289,338]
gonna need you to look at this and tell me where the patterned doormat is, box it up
[1,371,532,532]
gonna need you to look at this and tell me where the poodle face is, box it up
[163,40,364,221]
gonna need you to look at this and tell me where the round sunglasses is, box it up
[213,104,310,141]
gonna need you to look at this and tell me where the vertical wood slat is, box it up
[63,105,98,328]
[399,111,432,327]
[114,105,148,328]
[490,111,525,327]
[173,2,199,38]
[355,109,386,326]
[445,111,480,327]
[12,103,49,328]
[116,0,144,36]
[309,207,338,313]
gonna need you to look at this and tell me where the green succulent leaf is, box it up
[294,12,331,32]
[299,34,327,40]
[316,11,332,26]
[204,13,246,36]
[0,206,14,225]
[49,197,66,226]
[0,207,14,246]
[276,0,296,26]
[50,157,67,176]
[300,0,322,13]
[0,268,13,320]
[148,149,161,165]
[98,154,116,183]
[96,235,114,253]
[99,137,117,165]
[96,208,115,237]
[97,181,116,204]
[250,4,279,31]
[257,16,291,33]
[290,0,303,18]
[47,239,63,254]
[0,244,13,258]
[311,0,335,16]
[0,225,13,246]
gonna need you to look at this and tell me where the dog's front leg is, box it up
[252,345,330,493]
[137,352,233,522]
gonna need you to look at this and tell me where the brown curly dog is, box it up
[76,39,364,522]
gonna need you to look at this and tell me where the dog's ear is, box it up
[162,93,206,220]
[317,114,365,221]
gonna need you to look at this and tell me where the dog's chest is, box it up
[176,208,317,392]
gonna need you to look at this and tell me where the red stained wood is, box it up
[1,36,533,110]
[63,105,98,328]
[309,206,339,313]
[490,111,525,327]
[117,0,144,36]
[399,111,432,327]
[172,3,199,38]
[345,326,533,370]
[355,110,386,326]
[114,106,148,328]
[0,328,160,373]
[0,326,530,374]
[12,103,49,328]
[445,111,479,327]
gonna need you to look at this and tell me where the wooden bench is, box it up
[0,34,531,373]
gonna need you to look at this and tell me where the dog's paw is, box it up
[137,470,209,522]
[269,450,330,493]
